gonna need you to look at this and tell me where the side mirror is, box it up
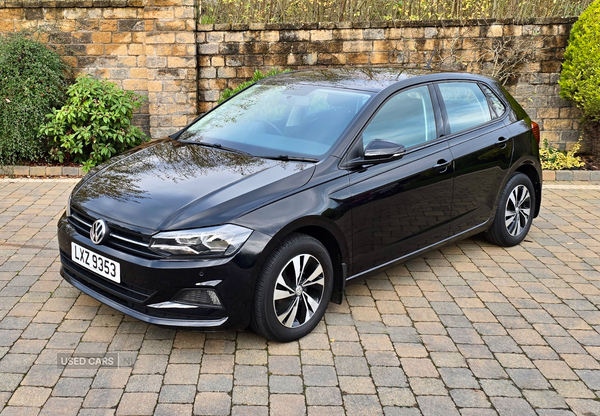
[345,139,406,168]
[364,139,406,160]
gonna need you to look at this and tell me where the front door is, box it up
[346,85,454,276]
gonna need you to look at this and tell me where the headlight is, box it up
[149,224,253,257]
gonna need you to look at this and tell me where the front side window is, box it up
[179,84,372,158]
[438,82,492,134]
[362,85,437,150]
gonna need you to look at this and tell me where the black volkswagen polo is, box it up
[58,68,542,342]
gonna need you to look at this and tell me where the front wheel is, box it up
[485,172,535,247]
[251,233,333,342]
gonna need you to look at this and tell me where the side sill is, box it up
[346,221,491,283]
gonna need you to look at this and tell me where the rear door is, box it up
[434,81,513,234]
[346,85,454,275]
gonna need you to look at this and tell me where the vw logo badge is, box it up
[90,219,108,245]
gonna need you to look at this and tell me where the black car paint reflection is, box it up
[72,139,313,231]
[57,68,542,331]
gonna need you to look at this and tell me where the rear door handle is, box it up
[433,159,451,173]
[496,136,509,148]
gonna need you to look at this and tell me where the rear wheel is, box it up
[251,233,333,342]
[485,172,535,247]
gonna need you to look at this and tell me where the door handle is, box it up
[433,159,451,173]
[496,136,509,148]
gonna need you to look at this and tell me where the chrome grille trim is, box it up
[110,233,149,248]
[69,209,153,253]
[71,212,92,228]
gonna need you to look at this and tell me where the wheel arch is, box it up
[256,217,349,305]
[514,162,542,218]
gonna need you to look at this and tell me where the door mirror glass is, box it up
[364,139,406,160]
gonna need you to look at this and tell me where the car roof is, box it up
[258,67,496,93]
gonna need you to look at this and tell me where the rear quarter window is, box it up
[480,84,506,118]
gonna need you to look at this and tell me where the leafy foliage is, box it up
[559,0,600,121]
[0,33,68,164]
[539,139,584,170]
[218,68,291,103]
[41,74,148,172]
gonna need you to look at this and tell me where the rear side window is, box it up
[362,85,437,150]
[438,82,491,134]
[480,84,506,118]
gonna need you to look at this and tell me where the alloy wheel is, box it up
[505,184,531,237]
[272,254,325,328]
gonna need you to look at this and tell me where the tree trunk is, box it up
[582,120,600,156]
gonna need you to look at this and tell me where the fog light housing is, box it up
[174,289,223,308]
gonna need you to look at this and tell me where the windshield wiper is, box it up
[178,141,317,162]
[178,140,252,156]
[264,155,319,163]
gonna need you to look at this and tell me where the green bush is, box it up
[559,0,600,122]
[539,139,584,170]
[0,33,68,165]
[218,68,291,103]
[41,74,148,172]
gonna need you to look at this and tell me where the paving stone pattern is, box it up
[1,179,600,415]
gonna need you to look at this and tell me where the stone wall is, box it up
[0,1,582,149]
[0,0,197,138]
[197,18,580,150]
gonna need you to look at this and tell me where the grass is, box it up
[7,0,592,22]
[200,0,593,23]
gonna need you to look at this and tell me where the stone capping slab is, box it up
[542,170,600,181]
[0,165,85,177]
[196,17,578,32]
[0,0,144,7]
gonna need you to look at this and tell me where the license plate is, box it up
[71,242,120,283]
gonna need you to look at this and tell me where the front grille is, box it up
[69,208,160,259]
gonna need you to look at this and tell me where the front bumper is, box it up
[57,214,271,329]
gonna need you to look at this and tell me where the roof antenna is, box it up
[425,46,437,69]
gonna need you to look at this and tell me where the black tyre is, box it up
[251,233,333,342]
[485,172,535,247]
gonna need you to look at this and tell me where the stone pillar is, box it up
[144,0,197,138]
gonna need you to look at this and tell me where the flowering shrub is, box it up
[539,139,584,170]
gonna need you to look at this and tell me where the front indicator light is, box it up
[149,224,253,257]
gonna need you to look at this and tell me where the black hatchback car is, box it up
[58,68,542,342]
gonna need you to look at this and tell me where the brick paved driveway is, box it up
[1,179,600,416]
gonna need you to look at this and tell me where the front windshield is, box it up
[180,84,372,158]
